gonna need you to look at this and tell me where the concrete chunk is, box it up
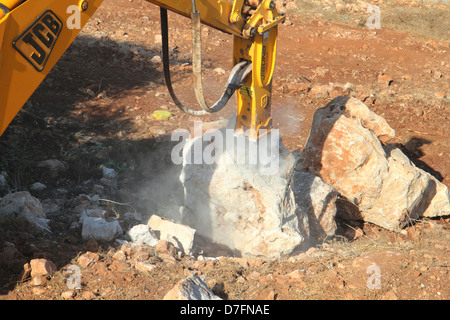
[147,215,195,255]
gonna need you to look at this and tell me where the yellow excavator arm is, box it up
[0,0,104,136]
[0,0,285,140]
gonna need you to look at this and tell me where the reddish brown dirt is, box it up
[0,0,448,301]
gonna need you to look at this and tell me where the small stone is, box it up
[134,261,156,273]
[81,291,96,300]
[81,217,123,241]
[127,224,158,246]
[61,290,75,299]
[344,82,355,92]
[108,260,130,272]
[287,269,307,279]
[163,274,221,300]
[37,159,66,178]
[148,215,195,255]
[77,252,99,268]
[120,244,132,256]
[382,290,398,300]
[101,166,118,179]
[265,290,276,300]
[159,253,177,265]
[151,55,162,64]
[113,250,127,261]
[41,200,59,214]
[378,74,393,86]
[0,173,8,190]
[30,259,56,277]
[131,245,148,259]
[434,91,446,99]
[310,84,330,96]
[214,67,226,75]
[30,182,46,191]
[93,261,109,275]
[154,34,162,44]
[123,212,144,223]
[155,239,178,257]
[0,191,50,231]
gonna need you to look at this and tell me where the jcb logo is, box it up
[13,11,62,71]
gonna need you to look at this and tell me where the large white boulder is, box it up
[300,96,450,231]
[179,127,337,257]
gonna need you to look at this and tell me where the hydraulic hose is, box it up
[160,7,252,116]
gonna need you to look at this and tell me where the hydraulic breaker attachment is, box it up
[149,0,285,140]
[233,12,280,140]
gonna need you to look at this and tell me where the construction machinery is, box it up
[0,0,285,140]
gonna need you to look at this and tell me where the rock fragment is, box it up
[37,159,66,177]
[77,252,100,268]
[0,191,50,231]
[126,224,158,246]
[81,217,123,241]
[163,274,221,300]
[147,215,195,255]
[30,258,57,277]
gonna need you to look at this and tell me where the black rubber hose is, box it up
[160,8,252,116]
[160,8,208,116]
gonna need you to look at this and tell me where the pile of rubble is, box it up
[17,231,221,300]
[0,96,449,264]
[0,97,450,257]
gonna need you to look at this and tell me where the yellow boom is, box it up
[0,0,285,140]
